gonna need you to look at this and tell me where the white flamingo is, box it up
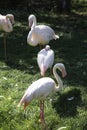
[0,14,14,61]
[27,14,59,47]
[18,63,67,130]
[37,45,54,76]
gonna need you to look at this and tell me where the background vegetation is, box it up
[0,0,87,130]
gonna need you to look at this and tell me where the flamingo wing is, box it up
[44,49,54,69]
[19,77,55,105]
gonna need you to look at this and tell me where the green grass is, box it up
[0,7,87,130]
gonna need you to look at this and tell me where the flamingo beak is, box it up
[24,101,29,110]
[62,68,67,78]
[29,20,33,28]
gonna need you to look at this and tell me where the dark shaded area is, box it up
[83,123,87,130]
[52,88,82,117]
[0,0,86,13]
[56,0,72,13]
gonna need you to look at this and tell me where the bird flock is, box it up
[0,13,67,130]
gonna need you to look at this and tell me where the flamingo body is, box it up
[37,45,54,76]
[18,63,67,109]
[19,77,55,105]
[27,14,59,46]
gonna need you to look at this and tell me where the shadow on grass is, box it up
[52,88,82,117]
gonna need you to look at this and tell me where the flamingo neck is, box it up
[27,30,38,46]
[27,31,33,44]
[53,65,63,91]
[6,14,14,25]
[32,17,37,28]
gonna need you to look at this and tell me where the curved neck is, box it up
[27,29,38,46]
[32,17,37,28]
[27,30,33,43]
[53,65,63,91]
[6,14,14,25]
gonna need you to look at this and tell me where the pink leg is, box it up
[4,32,7,61]
[40,100,47,130]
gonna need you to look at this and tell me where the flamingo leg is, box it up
[40,100,47,130]
[4,32,7,61]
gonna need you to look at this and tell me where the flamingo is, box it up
[37,45,54,76]
[27,14,59,48]
[0,14,14,61]
[18,63,67,130]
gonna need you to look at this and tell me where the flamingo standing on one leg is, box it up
[37,44,54,128]
[27,14,59,48]
[18,63,67,130]
[37,45,54,76]
[0,14,15,61]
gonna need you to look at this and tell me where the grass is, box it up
[0,6,87,130]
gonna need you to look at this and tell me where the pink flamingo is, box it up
[0,14,14,61]
[27,14,59,48]
[37,45,54,76]
[18,63,67,130]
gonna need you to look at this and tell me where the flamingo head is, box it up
[6,14,15,25]
[28,14,36,28]
[55,63,67,78]
[45,45,50,51]
[58,63,67,78]
[18,100,29,110]
[61,66,67,78]
[23,101,29,110]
